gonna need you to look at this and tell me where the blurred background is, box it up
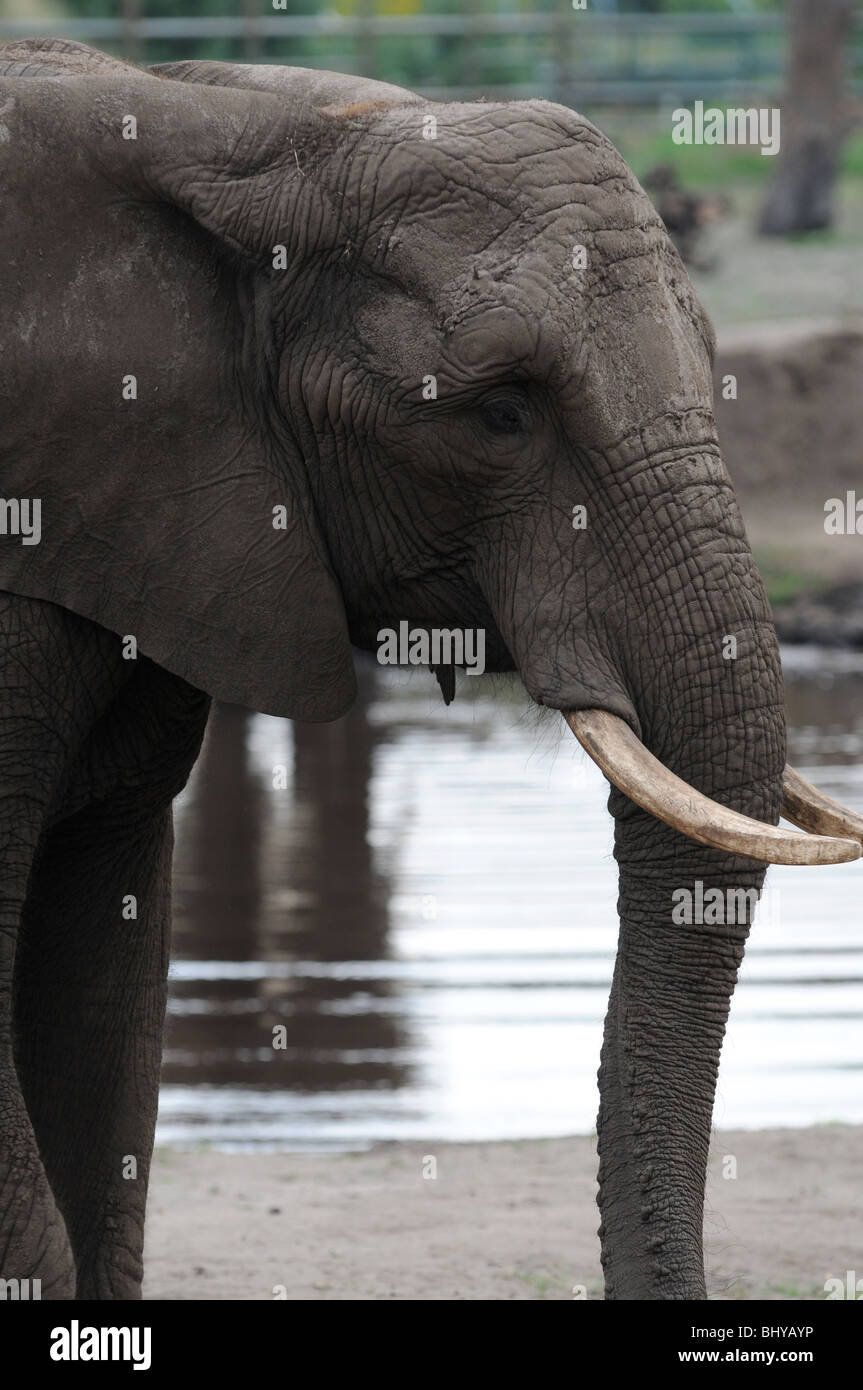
[5,0,862,1150]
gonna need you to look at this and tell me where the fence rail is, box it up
[0,14,798,39]
[2,9,862,106]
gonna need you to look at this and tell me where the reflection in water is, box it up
[175,701,263,960]
[160,649,863,1150]
[167,658,411,1116]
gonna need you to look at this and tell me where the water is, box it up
[159,649,863,1151]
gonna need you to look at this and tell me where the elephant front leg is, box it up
[1,938,77,1298]
[1,823,77,1296]
[14,805,175,1300]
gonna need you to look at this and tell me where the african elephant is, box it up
[0,38,860,1302]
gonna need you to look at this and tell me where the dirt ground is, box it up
[143,1125,863,1300]
[690,183,863,334]
[677,179,863,595]
[713,320,863,594]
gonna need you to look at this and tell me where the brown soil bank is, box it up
[713,320,863,600]
[144,1126,862,1300]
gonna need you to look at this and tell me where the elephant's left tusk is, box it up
[564,708,862,867]
[780,765,863,845]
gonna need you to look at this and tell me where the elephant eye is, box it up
[478,394,530,436]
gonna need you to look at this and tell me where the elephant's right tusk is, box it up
[780,765,863,845]
[565,709,862,867]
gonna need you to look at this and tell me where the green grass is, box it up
[754,556,825,607]
[771,1281,828,1300]
[840,136,863,179]
[600,114,863,195]
[718,1281,827,1300]
[785,227,842,247]
[518,1268,592,1300]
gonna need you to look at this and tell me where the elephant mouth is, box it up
[565,709,863,867]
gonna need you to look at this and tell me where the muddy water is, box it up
[159,649,863,1150]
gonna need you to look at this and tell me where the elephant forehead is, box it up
[331,99,712,401]
[343,102,673,332]
[351,100,657,248]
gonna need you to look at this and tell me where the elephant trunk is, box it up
[565,701,860,1297]
[597,830,762,1300]
[587,547,787,1298]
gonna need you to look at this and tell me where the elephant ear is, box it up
[0,59,381,721]
[149,58,418,111]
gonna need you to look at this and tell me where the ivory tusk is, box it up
[781,765,863,845]
[565,709,861,867]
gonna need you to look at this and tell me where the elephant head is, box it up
[1,41,860,1298]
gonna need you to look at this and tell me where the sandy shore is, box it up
[142,1126,862,1300]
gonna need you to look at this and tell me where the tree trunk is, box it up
[759,0,856,236]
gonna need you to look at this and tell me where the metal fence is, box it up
[2,7,863,107]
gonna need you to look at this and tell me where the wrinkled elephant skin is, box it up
[0,39,850,1301]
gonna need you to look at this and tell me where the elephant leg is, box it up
[0,595,131,1298]
[14,802,174,1300]
[0,823,78,1298]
